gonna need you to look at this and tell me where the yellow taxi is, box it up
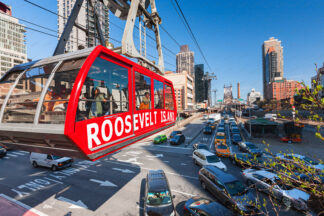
[214,132,226,145]
[215,142,231,157]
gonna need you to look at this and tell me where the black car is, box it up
[183,197,232,216]
[217,127,225,133]
[0,146,7,158]
[203,126,212,135]
[192,143,209,151]
[169,131,182,139]
[231,127,240,134]
[170,134,185,145]
[199,165,259,214]
[238,142,263,156]
[144,170,176,216]
[231,134,242,144]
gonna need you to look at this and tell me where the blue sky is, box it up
[3,0,324,102]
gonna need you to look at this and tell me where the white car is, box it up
[202,115,208,120]
[192,149,227,171]
[276,153,324,173]
[264,113,277,120]
[242,169,310,211]
[30,152,73,171]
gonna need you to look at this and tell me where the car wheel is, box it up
[282,196,291,208]
[201,181,207,190]
[32,161,38,168]
[51,165,58,171]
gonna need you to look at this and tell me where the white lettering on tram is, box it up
[87,111,175,150]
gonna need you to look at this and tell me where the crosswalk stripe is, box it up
[6,153,18,157]
[11,152,25,156]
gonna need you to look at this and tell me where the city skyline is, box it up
[0,0,323,100]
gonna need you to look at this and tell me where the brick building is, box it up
[265,80,302,104]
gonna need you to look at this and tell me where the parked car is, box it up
[183,197,232,216]
[203,126,213,135]
[215,143,230,157]
[153,135,167,144]
[169,131,182,139]
[29,152,73,171]
[170,134,185,145]
[276,153,324,173]
[231,134,242,144]
[199,165,259,214]
[144,170,176,216]
[264,113,277,120]
[192,143,209,151]
[242,169,310,211]
[193,149,227,171]
[0,146,7,158]
[238,142,263,156]
[215,132,226,145]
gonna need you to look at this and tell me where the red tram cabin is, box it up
[0,46,177,161]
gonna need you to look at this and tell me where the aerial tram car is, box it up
[0,0,176,161]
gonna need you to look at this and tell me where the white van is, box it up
[30,152,73,171]
[192,149,227,171]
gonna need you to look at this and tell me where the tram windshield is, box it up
[2,63,57,123]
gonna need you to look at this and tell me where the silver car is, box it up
[242,169,310,211]
[276,153,324,173]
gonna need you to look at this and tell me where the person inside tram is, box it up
[155,91,163,109]
[89,87,107,118]
[139,92,150,110]
[53,86,70,112]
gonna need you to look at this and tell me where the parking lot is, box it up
[0,117,314,216]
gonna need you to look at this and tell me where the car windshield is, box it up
[155,136,161,139]
[52,155,62,160]
[273,178,293,190]
[146,190,172,206]
[302,156,319,165]
[247,144,257,149]
[216,136,225,139]
[225,180,246,196]
[206,155,220,163]
[218,145,228,149]
[174,136,180,141]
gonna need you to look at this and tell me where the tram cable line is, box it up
[172,0,213,73]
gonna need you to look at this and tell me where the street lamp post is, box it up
[249,107,252,137]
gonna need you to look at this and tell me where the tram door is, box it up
[73,55,134,155]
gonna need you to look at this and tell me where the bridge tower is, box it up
[223,85,233,104]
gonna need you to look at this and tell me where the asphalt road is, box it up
[0,117,309,216]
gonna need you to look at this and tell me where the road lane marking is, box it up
[11,152,26,156]
[150,145,190,150]
[6,153,18,157]
[105,160,198,180]
[0,193,48,216]
[57,196,88,209]
[172,190,197,197]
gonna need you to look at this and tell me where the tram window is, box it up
[0,70,22,110]
[77,57,129,121]
[153,80,164,109]
[2,63,57,123]
[39,58,85,124]
[135,72,151,110]
[164,84,174,110]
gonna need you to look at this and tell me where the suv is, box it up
[192,149,227,171]
[170,134,185,145]
[169,131,182,139]
[29,152,73,171]
[144,170,176,216]
[199,165,259,214]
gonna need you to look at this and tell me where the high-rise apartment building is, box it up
[262,37,284,97]
[0,2,27,78]
[176,45,194,76]
[57,0,109,52]
[247,88,262,105]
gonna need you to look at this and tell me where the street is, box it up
[0,117,313,216]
